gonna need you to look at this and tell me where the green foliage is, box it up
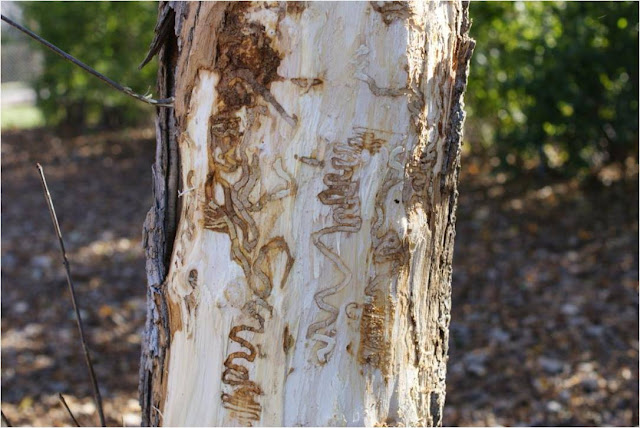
[21,1,158,130]
[1,102,45,130]
[467,2,639,176]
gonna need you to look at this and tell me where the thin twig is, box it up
[151,406,164,424]
[36,164,106,427]
[1,14,173,107]
[1,410,13,427]
[58,394,81,427]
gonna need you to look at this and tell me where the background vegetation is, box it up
[20,2,158,130]
[467,1,638,177]
[7,1,639,177]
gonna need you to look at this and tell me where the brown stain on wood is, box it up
[213,3,282,113]
[296,155,324,168]
[184,270,199,336]
[221,384,262,424]
[357,148,409,379]
[254,237,295,292]
[358,293,397,377]
[371,2,412,25]
[290,77,323,93]
[166,293,184,334]
[286,2,308,16]
[221,299,273,424]
[283,324,295,354]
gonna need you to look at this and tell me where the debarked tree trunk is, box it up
[139,1,474,426]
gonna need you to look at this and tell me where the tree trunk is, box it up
[139,2,474,426]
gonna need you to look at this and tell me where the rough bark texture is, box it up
[140,1,474,426]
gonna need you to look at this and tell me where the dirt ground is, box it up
[1,127,638,426]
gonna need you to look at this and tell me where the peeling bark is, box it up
[140,2,474,426]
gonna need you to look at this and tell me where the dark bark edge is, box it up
[139,2,182,426]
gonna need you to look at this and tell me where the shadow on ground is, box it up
[445,156,639,426]
[2,127,154,426]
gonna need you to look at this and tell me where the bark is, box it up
[139,1,474,426]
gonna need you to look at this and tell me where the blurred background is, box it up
[1,1,637,426]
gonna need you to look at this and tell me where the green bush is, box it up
[467,2,639,176]
[21,1,159,130]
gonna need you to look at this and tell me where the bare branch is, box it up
[36,163,106,427]
[1,14,173,107]
[58,394,81,427]
[139,7,175,70]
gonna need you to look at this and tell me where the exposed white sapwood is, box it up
[140,2,474,426]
